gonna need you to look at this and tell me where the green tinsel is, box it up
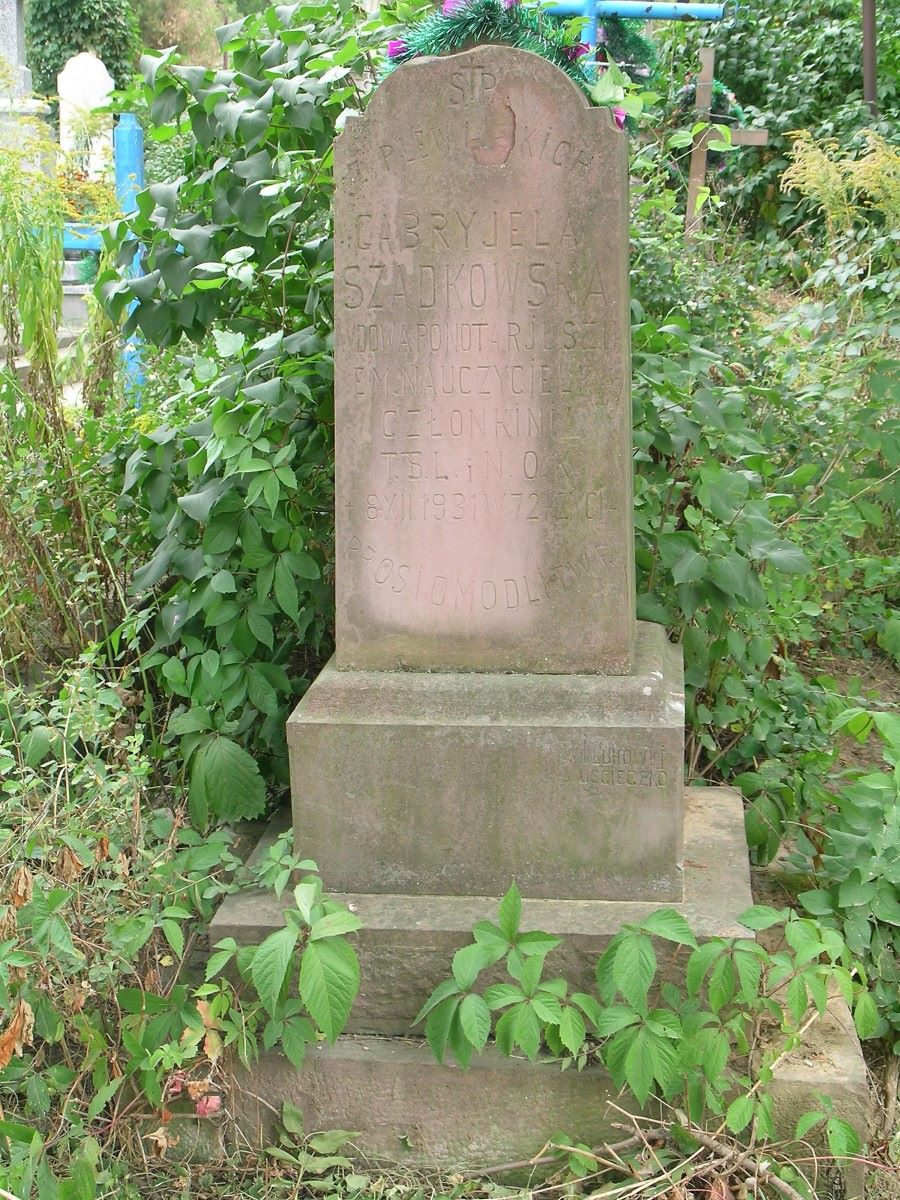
[383,0,597,95]
[602,15,657,78]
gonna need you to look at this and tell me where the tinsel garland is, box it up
[383,0,656,97]
[602,16,657,78]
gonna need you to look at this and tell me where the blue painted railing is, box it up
[543,1,724,49]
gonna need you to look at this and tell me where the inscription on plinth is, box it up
[334,47,635,674]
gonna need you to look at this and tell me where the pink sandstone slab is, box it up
[333,45,635,674]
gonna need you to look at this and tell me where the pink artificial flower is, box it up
[195,1095,222,1118]
[442,0,466,12]
[565,43,590,60]
[387,39,408,57]
[613,106,627,130]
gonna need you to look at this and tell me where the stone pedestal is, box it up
[289,622,684,901]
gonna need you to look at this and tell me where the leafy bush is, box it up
[100,3,395,807]
[417,884,867,1146]
[0,664,360,1174]
[792,710,900,1051]
[26,0,139,96]
[653,0,900,237]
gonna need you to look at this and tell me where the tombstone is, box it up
[0,0,29,96]
[292,43,686,902]
[214,43,754,1162]
[57,52,115,179]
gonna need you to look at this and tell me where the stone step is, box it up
[211,787,754,1035]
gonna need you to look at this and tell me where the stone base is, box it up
[230,1036,635,1171]
[227,1003,867,1186]
[212,787,752,1034]
[287,621,685,902]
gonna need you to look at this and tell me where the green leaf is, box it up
[190,735,267,825]
[825,1118,860,1159]
[853,989,881,1040]
[452,942,492,990]
[483,982,524,1010]
[726,1093,755,1134]
[459,993,491,1052]
[612,933,656,1014]
[672,548,707,584]
[298,938,360,1042]
[558,1006,586,1055]
[640,909,698,948]
[765,543,811,575]
[425,996,460,1063]
[593,1004,640,1036]
[497,883,522,942]
[415,978,463,1024]
[274,557,299,620]
[794,1110,825,1141]
[161,919,185,959]
[738,905,787,931]
[515,931,562,957]
[212,329,246,357]
[623,1025,676,1106]
[281,1101,304,1135]
[308,1129,358,1154]
[512,1003,541,1060]
[309,910,363,941]
[251,925,299,1015]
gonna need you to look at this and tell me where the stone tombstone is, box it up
[57,52,114,179]
[288,45,685,904]
[334,45,635,675]
[0,0,29,95]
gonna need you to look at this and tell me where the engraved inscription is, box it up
[334,46,634,669]
[578,740,670,789]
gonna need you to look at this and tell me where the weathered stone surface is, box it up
[761,995,870,1200]
[0,0,29,95]
[213,787,751,1034]
[231,1037,636,1169]
[334,45,634,674]
[57,52,114,179]
[288,621,682,901]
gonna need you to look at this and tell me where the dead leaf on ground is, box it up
[144,1126,179,1157]
[95,835,110,863]
[57,846,83,882]
[0,906,16,940]
[0,1000,34,1069]
[706,1174,737,1200]
[9,865,32,908]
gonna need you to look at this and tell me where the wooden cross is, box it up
[685,46,768,236]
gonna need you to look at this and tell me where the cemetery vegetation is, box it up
[0,0,898,1194]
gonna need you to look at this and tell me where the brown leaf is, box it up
[0,1000,34,1069]
[203,1029,223,1065]
[9,865,32,908]
[95,836,110,863]
[144,1125,178,1157]
[196,1000,217,1030]
[57,847,83,882]
[707,1174,737,1200]
[0,905,16,941]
